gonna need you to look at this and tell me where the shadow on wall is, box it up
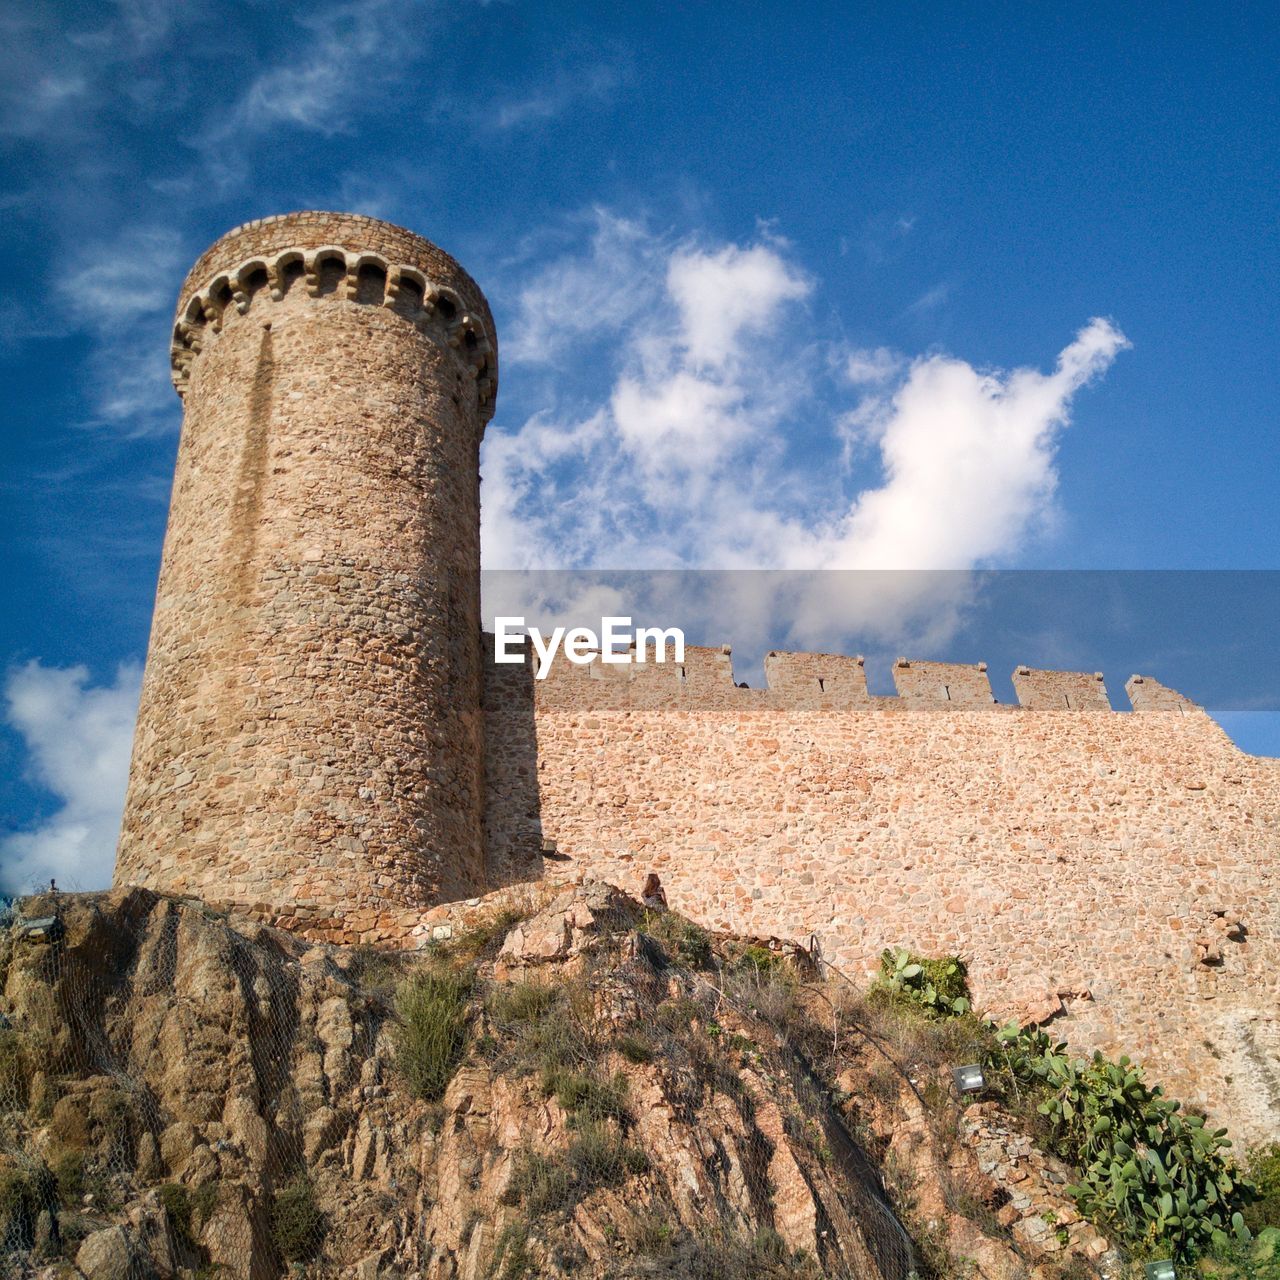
[482,649,548,889]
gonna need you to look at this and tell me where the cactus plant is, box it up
[877,948,972,1018]
[990,1024,1256,1259]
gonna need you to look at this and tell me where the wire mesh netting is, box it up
[0,882,1027,1279]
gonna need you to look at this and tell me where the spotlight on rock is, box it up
[951,1064,986,1094]
[1144,1262,1175,1280]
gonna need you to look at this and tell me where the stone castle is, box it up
[113,212,1280,1143]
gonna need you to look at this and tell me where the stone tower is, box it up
[114,213,497,939]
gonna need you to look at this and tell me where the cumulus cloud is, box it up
[810,318,1131,571]
[482,215,1128,647]
[666,243,811,368]
[485,215,823,571]
[0,661,141,895]
[485,220,1125,569]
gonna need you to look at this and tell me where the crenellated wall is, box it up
[481,644,1280,1145]
[1011,665,1110,710]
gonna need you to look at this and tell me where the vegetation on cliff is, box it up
[872,947,1279,1277]
[0,887,1275,1279]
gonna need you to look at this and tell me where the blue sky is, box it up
[1,1,1277,892]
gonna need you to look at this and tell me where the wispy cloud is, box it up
[489,61,625,131]
[904,281,951,315]
[843,346,904,387]
[505,209,664,366]
[222,0,406,138]
[0,661,141,895]
[56,225,188,434]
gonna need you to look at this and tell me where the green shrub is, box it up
[566,1121,648,1188]
[488,1221,535,1278]
[509,1149,572,1216]
[615,1033,654,1065]
[488,979,560,1026]
[446,908,526,962]
[350,944,408,999]
[269,1174,326,1262]
[655,997,703,1032]
[1202,1227,1280,1280]
[393,963,474,1101]
[487,975,602,1088]
[0,1163,57,1252]
[626,1224,821,1279]
[540,1068,630,1126]
[642,911,713,967]
[735,944,783,977]
[1243,1144,1280,1233]
[874,949,971,1018]
[50,1149,84,1205]
[990,1024,1254,1260]
[508,1124,646,1219]
[159,1183,197,1248]
[190,1180,219,1227]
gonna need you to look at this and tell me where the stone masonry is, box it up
[483,651,1280,1144]
[114,212,1280,1145]
[115,213,496,934]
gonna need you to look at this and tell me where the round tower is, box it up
[114,212,497,941]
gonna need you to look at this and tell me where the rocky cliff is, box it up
[0,885,1121,1279]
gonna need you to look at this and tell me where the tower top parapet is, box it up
[170,211,497,417]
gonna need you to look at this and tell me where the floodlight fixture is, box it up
[951,1064,986,1094]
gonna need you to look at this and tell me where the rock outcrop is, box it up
[0,886,1112,1279]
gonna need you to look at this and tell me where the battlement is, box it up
[1012,665,1110,710]
[484,634,1200,714]
[170,212,496,415]
[1125,673,1199,714]
[892,657,994,705]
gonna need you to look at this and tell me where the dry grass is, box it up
[393,963,475,1101]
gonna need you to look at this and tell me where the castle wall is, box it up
[115,213,496,931]
[483,651,1280,1143]
[109,209,1279,1147]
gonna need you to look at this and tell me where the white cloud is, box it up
[485,221,821,570]
[666,243,811,368]
[505,210,664,367]
[490,62,624,131]
[57,224,187,433]
[844,346,903,386]
[811,318,1131,571]
[482,215,1128,646]
[905,281,951,315]
[224,0,407,137]
[1,661,141,896]
[64,225,186,321]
